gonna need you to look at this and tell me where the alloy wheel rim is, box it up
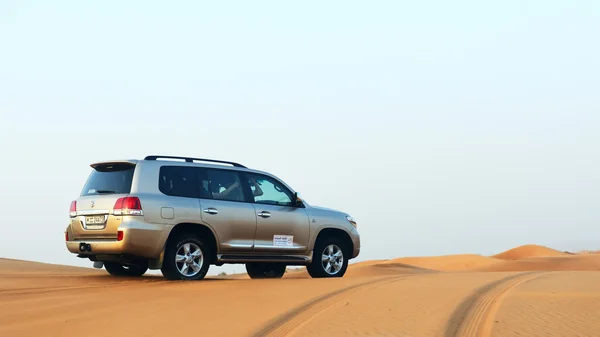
[175,242,204,277]
[321,244,343,275]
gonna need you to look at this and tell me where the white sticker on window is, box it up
[273,235,293,246]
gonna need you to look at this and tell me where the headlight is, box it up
[346,216,357,228]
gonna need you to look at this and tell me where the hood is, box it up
[306,204,348,218]
[309,205,343,213]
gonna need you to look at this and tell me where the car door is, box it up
[198,168,258,252]
[242,172,310,253]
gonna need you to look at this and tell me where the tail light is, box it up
[113,196,143,216]
[65,232,69,241]
[69,200,77,217]
[117,230,124,241]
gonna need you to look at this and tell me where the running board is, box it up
[218,254,310,264]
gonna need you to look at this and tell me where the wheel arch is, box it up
[313,227,354,256]
[164,223,219,264]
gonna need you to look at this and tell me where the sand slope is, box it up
[2,244,600,337]
[0,258,101,275]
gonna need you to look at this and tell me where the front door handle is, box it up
[203,208,218,215]
[257,211,271,218]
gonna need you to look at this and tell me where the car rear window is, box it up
[81,163,135,196]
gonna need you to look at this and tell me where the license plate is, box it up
[86,215,105,225]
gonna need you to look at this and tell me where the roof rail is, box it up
[144,155,247,168]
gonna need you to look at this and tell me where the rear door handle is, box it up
[257,211,271,218]
[203,208,218,215]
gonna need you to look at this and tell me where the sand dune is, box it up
[380,254,503,271]
[578,249,600,254]
[371,244,591,273]
[491,244,568,260]
[2,244,599,337]
[474,254,600,272]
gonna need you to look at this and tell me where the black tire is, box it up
[245,262,286,279]
[104,262,148,277]
[161,234,211,281]
[307,236,349,278]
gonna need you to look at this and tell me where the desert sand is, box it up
[2,244,600,337]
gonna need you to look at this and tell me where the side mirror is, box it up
[294,192,304,207]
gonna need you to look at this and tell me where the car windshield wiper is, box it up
[95,190,117,194]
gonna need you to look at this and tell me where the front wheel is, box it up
[104,262,148,277]
[161,234,211,280]
[307,237,348,278]
[245,262,286,279]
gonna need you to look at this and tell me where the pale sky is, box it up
[1,1,599,276]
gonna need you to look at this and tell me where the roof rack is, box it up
[144,155,247,168]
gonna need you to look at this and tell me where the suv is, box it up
[65,155,361,280]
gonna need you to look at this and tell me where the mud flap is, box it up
[148,247,165,270]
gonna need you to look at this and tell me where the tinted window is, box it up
[81,164,135,196]
[159,166,208,198]
[245,173,294,206]
[205,169,245,202]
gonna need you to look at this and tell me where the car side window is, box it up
[159,166,203,198]
[204,169,245,202]
[245,173,294,206]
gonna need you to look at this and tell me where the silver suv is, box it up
[65,155,361,280]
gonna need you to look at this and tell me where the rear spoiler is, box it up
[90,160,138,169]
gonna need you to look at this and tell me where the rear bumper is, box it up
[65,219,173,260]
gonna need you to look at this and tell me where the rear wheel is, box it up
[161,234,211,280]
[307,236,348,278]
[245,262,286,279]
[104,262,148,277]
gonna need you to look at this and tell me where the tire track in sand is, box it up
[445,271,546,337]
[249,275,410,337]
